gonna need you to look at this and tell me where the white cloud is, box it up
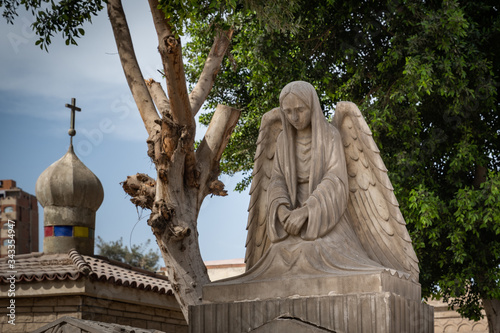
[0,2,164,100]
[0,2,165,143]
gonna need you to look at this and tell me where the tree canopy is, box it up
[96,236,160,272]
[0,0,104,49]
[184,0,500,326]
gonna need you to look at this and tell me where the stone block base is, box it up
[203,270,421,302]
[189,292,433,333]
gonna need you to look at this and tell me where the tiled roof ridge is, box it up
[91,254,170,282]
[0,252,83,283]
[68,248,92,276]
[10,252,44,260]
[0,251,173,295]
[84,255,173,295]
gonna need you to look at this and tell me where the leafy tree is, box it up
[96,236,160,272]
[1,0,230,320]
[0,0,299,321]
[2,0,500,330]
[185,0,500,331]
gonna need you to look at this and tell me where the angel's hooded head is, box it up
[279,81,324,133]
[280,92,311,131]
[279,81,317,106]
[278,81,331,205]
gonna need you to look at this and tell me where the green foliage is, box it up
[158,0,300,37]
[185,0,500,320]
[183,0,306,184]
[407,172,500,320]
[186,0,375,185]
[367,3,500,318]
[0,0,104,50]
[96,236,160,272]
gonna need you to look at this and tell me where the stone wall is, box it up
[205,259,245,281]
[0,295,187,332]
[429,299,488,333]
[81,295,187,332]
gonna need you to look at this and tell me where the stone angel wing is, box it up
[244,108,282,270]
[332,101,420,281]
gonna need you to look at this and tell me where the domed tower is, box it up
[36,98,104,255]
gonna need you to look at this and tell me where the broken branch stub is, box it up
[209,179,228,197]
[121,173,156,210]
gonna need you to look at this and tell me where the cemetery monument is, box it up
[190,81,434,332]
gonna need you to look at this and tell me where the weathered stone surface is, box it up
[242,81,419,286]
[36,146,104,213]
[193,82,433,333]
[204,270,421,303]
[430,299,488,332]
[251,317,336,332]
[190,292,434,333]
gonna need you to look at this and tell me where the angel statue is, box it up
[240,81,420,283]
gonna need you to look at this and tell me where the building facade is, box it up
[429,299,489,333]
[0,144,187,332]
[0,250,186,332]
[0,179,38,257]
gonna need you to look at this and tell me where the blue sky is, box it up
[0,2,250,262]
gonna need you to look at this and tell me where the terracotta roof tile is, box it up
[0,250,173,295]
[84,253,172,294]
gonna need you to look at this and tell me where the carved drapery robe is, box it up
[268,127,348,242]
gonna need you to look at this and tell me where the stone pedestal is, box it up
[203,270,421,302]
[189,271,434,333]
[190,292,433,333]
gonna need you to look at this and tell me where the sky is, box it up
[0,2,250,262]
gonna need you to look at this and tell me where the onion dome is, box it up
[36,144,104,255]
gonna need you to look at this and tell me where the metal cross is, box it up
[65,98,81,137]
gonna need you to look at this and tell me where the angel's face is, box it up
[281,94,311,131]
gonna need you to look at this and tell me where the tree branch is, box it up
[148,0,197,186]
[196,104,240,202]
[146,79,171,117]
[147,0,194,128]
[189,28,234,117]
[144,79,169,162]
[473,165,487,189]
[107,0,160,135]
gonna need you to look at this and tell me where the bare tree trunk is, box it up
[125,104,239,321]
[108,0,238,322]
[474,167,498,333]
[153,184,209,319]
[483,299,500,333]
[473,165,487,189]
